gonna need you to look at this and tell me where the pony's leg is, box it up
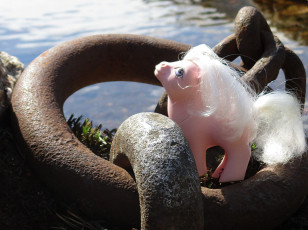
[182,130,208,177]
[193,149,207,177]
[212,152,228,179]
[189,141,208,177]
[214,144,251,182]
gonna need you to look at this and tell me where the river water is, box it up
[0,0,307,129]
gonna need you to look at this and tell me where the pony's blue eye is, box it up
[175,68,184,78]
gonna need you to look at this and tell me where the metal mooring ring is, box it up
[11,33,308,230]
[111,112,308,230]
[156,7,306,115]
[11,34,190,227]
[213,6,306,104]
[11,7,308,230]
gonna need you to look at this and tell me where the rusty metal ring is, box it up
[214,32,286,92]
[283,47,306,106]
[11,34,190,227]
[111,112,308,230]
[157,7,306,115]
[213,6,306,104]
[11,33,308,229]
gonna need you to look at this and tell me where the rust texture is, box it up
[11,6,307,230]
[213,6,306,103]
[11,34,190,228]
[156,6,306,118]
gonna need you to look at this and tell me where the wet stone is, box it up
[0,52,24,122]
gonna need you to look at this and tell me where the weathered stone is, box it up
[0,52,24,79]
[110,112,204,230]
[0,52,24,122]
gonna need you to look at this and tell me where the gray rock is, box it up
[0,51,24,121]
[110,112,204,230]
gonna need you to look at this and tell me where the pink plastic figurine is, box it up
[154,44,306,182]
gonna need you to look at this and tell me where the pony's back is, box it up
[184,45,257,142]
[184,44,306,164]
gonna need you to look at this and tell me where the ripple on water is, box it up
[0,0,307,129]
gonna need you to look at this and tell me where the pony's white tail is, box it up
[253,92,306,164]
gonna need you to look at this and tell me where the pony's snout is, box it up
[156,61,170,70]
[155,61,171,80]
[160,61,169,68]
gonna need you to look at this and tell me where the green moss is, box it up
[66,115,264,189]
[67,114,116,160]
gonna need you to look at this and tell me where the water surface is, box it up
[0,0,307,129]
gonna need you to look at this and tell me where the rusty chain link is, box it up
[11,6,307,230]
[213,6,306,105]
[156,7,306,115]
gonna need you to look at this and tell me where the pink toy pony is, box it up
[154,44,306,182]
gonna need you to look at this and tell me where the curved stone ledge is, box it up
[110,112,204,229]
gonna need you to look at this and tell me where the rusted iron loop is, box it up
[110,112,204,230]
[283,47,307,106]
[156,7,306,114]
[213,6,306,104]
[110,111,308,230]
[213,32,285,92]
[11,33,308,230]
[11,34,190,228]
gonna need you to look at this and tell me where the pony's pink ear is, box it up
[196,72,202,80]
[185,71,201,89]
[193,74,201,85]
[192,68,201,85]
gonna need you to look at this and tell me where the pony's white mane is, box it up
[182,44,306,164]
[183,44,257,141]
